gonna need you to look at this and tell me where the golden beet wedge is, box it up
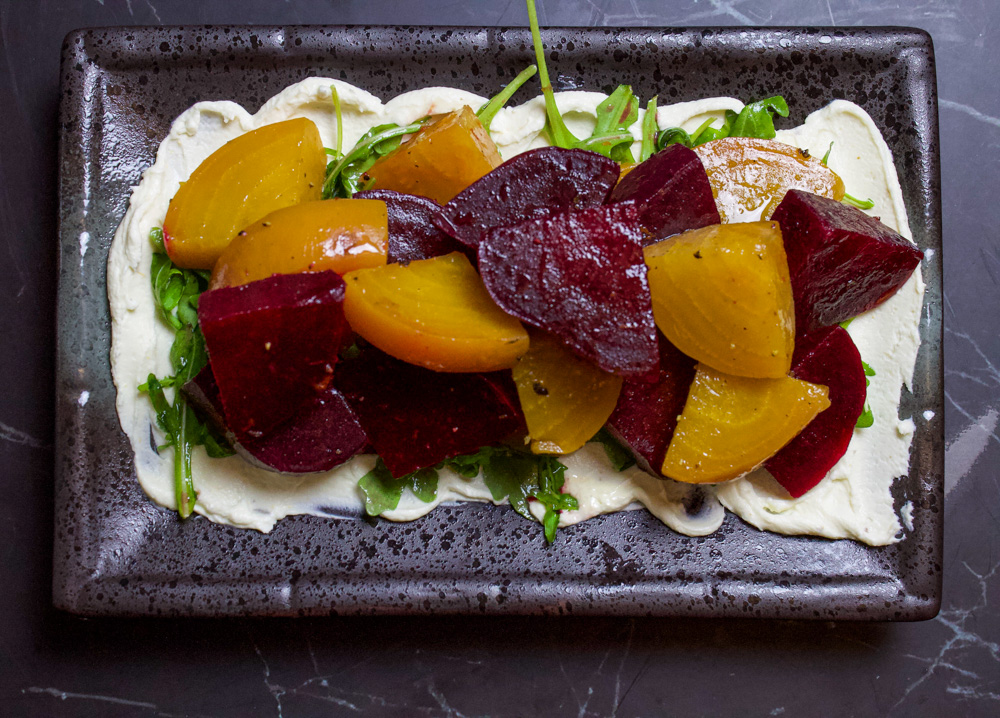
[513,331,623,455]
[163,117,327,269]
[694,137,845,223]
[661,363,830,484]
[644,221,795,379]
[210,200,389,289]
[342,252,529,373]
[361,106,503,204]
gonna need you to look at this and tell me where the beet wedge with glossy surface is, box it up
[478,202,658,376]
[608,143,720,244]
[764,325,867,497]
[335,343,525,477]
[435,146,620,250]
[772,189,923,334]
[354,189,471,264]
[198,271,349,444]
[606,332,697,476]
[183,363,368,474]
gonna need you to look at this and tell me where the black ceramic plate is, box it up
[55,26,942,619]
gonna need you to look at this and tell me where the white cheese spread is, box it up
[107,78,924,544]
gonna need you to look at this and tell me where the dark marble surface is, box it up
[1,0,997,716]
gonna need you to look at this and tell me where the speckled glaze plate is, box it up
[55,26,942,618]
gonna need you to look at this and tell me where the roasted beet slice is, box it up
[336,343,525,477]
[183,364,368,474]
[478,202,658,376]
[772,189,923,333]
[606,332,697,476]
[764,326,867,497]
[353,189,470,264]
[608,143,720,244]
[198,271,349,443]
[434,147,620,249]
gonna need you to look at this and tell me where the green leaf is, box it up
[583,85,639,161]
[862,361,876,378]
[856,407,874,429]
[588,428,636,472]
[477,64,538,131]
[480,449,541,520]
[727,96,789,140]
[358,459,440,516]
[149,226,166,254]
[657,126,695,151]
[322,120,426,199]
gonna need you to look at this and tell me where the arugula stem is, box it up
[331,84,344,157]
[842,193,875,210]
[640,96,658,162]
[526,0,578,147]
[477,64,538,131]
[688,117,718,146]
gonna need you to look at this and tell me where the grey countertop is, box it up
[2,0,998,716]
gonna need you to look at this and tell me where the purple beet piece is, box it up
[772,189,924,334]
[608,143,720,245]
[353,189,470,264]
[336,343,525,477]
[183,363,369,474]
[606,332,697,476]
[478,202,658,376]
[765,326,867,497]
[434,147,620,250]
[198,271,349,444]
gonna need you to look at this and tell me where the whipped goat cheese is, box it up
[107,78,924,543]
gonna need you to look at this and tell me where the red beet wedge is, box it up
[608,143,720,244]
[771,189,923,334]
[353,189,471,264]
[606,332,697,476]
[434,147,620,250]
[478,202,658,376]
[198,271,350,444]
[183,364,369,474]
[764,326,867,497]
[335,343,525,477]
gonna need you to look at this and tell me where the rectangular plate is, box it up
[55,26,942,618]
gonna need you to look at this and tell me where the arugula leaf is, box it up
[657,96,789,152]
[856,361,876,429]
[322,120,426,199]
[577,85,639,161]
[477,64,538,131]
[726,96,789,139]
[588,428,636,472]
[358,459,440,515]
[141,229,234,517]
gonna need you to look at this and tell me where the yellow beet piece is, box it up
[662,363,830,484]
[362,106,503,204]
[342,252,529,373]
[210,200,388,289]
[644,221,795,379]
[694,137,845,223]
[513,331,623,455]
[164,118,327,269]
